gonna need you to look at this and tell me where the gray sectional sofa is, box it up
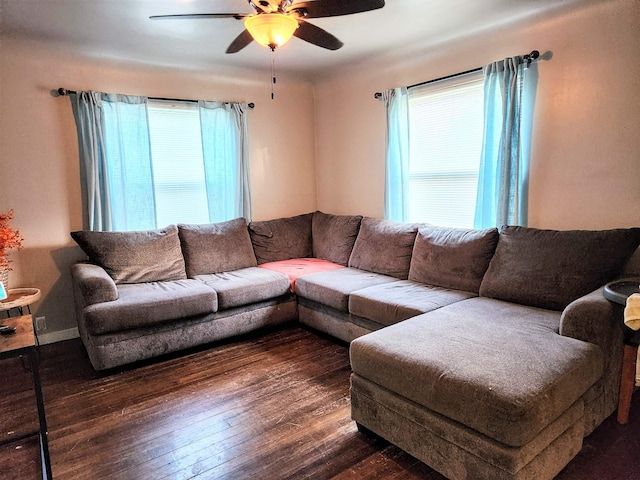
[70,211,640,480]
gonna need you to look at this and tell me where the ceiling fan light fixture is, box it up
[245,13,298,50]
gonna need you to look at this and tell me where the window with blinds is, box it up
[407,71,484,228]
[147,100,210,226]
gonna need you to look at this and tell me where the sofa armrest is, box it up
[560,286,625,423]
[70,262,118,306]
[560,286,624,348]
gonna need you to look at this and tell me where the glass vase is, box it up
[0,269,8,293]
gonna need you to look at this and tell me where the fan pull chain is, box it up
[270,48,277,100]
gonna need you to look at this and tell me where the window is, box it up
[72,92,250,232]
[407,71,484,228]
[84,93,249,231]
[147,100,211,226]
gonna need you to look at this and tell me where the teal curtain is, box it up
[199,101,251,222]
[474,57,538,229]
[383,87,410,221]
[70,91,110,231]
[70,92,154,231]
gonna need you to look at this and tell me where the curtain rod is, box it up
[373,50,539,100]
[56,88,255,109]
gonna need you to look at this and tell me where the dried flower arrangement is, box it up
[0,209,24,271]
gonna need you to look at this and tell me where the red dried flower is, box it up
[0,210,24,271]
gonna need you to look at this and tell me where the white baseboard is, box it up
[37,327,79,345]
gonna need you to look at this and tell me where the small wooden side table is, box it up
[0,288,42,344]
[0,288,41,317]
[0,314,52,479]
[603,279,640,425]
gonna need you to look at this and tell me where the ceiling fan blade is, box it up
[226,29,255,54]
[287,0,384,18]
[150,13,247,20]
[293,21,343,50]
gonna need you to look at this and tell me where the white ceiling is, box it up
[1,0,597,78]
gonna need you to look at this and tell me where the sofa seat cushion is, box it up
[350,297,603,447]
[349,281,476,326]
[194,267,291,310]
[295,267,399,312]
[258,258,345,292]
[84,280,218,335]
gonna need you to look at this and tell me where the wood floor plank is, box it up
[47,329,352,480]
[94,368,351,479]
[190,384,352,478]
[146,360,352,478]
[0,357,39,440]
[56,350,344,470]
[0,436,42,479]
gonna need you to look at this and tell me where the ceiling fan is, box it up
[150,0,386,53]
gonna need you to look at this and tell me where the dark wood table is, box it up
[0,315,52,479]
[604,279,640,425]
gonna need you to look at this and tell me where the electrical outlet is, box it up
[35,316,46,332]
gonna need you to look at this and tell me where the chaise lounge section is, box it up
[350,299,603,480]
[347,224,637,480]
[69,211,640,480]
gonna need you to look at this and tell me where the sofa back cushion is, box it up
[312,211,362,266]
[480,226,640,310]
[178,218,257,277]
[348,217,418,279]
[409,226,499,293]
[71,225,187,284]
[249,213,313,264]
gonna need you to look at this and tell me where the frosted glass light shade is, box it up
[245,13,298,49]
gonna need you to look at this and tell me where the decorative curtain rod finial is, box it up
[524,50,540,65]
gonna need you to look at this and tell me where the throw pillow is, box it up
[348,217,418,279]
[249,213,313,264]
[480,226,640,310]
[178,218,257,277]
[71,225,187,284]
[312,211,363,266]
[409,226,499,293]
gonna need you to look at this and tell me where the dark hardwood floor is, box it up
[1,325,639,479]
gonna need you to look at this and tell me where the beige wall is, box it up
[314,0,640,229]
[0,38,317,338]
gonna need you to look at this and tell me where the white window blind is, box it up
[147,100,210,226]
[408,71,484,228]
